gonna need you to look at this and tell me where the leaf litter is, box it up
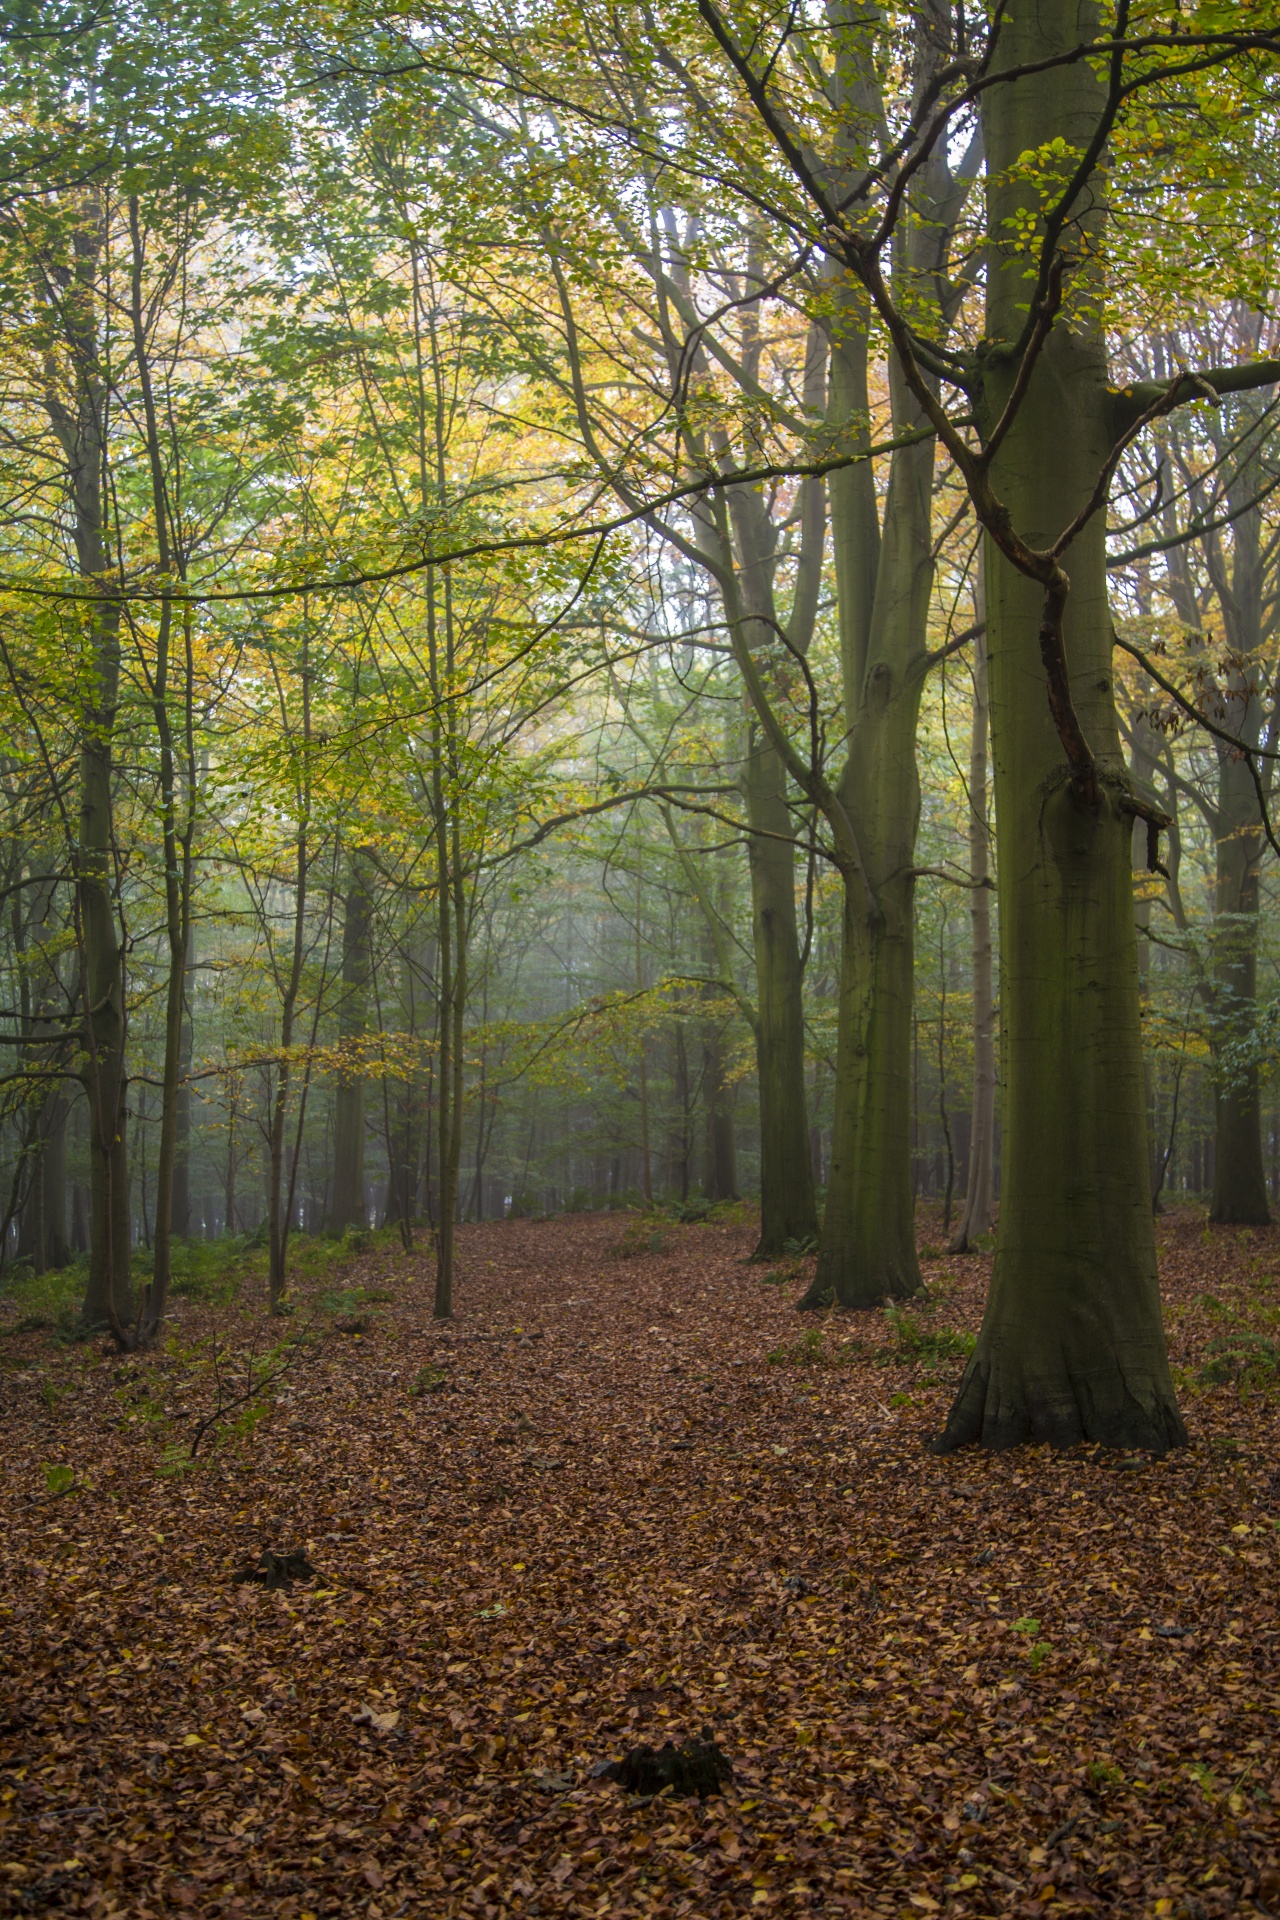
[0,1207,1278,1917]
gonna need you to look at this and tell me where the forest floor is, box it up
[2,1208,1280,1920]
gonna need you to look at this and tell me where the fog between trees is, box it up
[5,0,1280,1450]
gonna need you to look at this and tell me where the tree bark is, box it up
[329,852,373,1231]
[937,0,1184,1453]
[802,8,972,1306]
[267,627,312,1314]
[744,726,818,1250]
[1206,452,1270,1224]
[37,198,132,1331]
[15,867,70,1273]
[171,931,195,1239]
[1208,674,1270,1223]
[950,620,996,1251]
[805,364,934,1306]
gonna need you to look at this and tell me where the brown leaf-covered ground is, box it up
[2,1207,1279,1919]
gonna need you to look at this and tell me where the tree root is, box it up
[933,1352,1188,1454]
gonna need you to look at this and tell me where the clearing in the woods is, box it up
[1,1210,1278,1919]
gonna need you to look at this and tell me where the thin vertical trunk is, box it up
[38,197,132,1332]
[949,620,996,1251]
[937,917,955,1235]
[803,359,934,1306]
[1207,458,1270,1224]
[267,622,312,1313]
[701,914,739,1202]
[744,729,818,1250]
[171,931,195,1240]
[329,852,373,1230]
[15,867,69,1273]
[803,7,972,1306]
[635,896,653,1204]
[129,200,197,1345]
[1208,682,1270,1223]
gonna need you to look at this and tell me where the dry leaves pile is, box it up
[1,1209,1279,1919]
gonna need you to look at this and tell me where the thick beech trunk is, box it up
[937,0,1183,1452]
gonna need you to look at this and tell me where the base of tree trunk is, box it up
[933,1346,1188,1454]
[1209,1199,1271,1227]
[797,1251,919,1311]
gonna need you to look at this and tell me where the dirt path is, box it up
[1,1210,1278,1917]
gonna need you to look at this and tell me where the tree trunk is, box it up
[38,198,132,1330]
[129,202,198,1346]
[172,931,195,1239]
[1209,691,1270,1223]
[1206,446,1270,1224]
[802,14,972,1306]
[15,868,70,1273]
[79,687,131,1329]
[937,0,1184,1452]
[702,1005,738,1201]
[329,853,373,1230]
[804,356,935,1306]
[744,727,818,1253]
[950,621,996,1251]
[267,634,312,1314]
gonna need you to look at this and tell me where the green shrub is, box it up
[1198,1332,1280,1392]
[767,1328,860,1368]
[881,1304,975,1368]
[611,1217,668,1258]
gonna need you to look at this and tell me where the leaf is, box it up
[352,1703,400,1734]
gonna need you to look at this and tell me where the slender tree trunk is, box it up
[634,897,653,1204]
[950,621,996,1251]
[745,729,818,1252]
[329,852,373,1230]
[384,917,431,1241]
[937,0,1184,1452]
[172,931,195,1239]
[267,631,312,1314]
[702,953,739,1202]
[802,12,972,1304]
[1205,456,1270,1223]
[15,867,69,1272]
[804,367,933,1306]
[1209,696,1270,1222]
[38,197,131,1330]
[129,201,197,1345]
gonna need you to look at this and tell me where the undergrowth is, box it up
[0,1223,395,1339]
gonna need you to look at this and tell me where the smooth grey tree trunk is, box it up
[937,0,1184,1452]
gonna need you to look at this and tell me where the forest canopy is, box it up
[4,0,1280,1453]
